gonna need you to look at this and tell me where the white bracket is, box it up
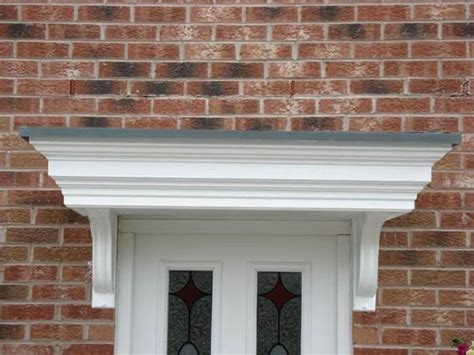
[80,208,117,308]
[352,212,401,311]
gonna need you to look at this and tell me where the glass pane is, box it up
[257,272,302,355]
[167,271,212,355]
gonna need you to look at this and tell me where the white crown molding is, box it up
[27,133,456,310]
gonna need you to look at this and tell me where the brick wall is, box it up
[0,1,472,354]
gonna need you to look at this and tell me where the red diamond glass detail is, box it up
[261,276,297,311]
[172,275,205,310]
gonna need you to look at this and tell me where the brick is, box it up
[61,305,114,320]
[357,5,409,21]
[439,290,474,306]
[0,285,28,300]
[354,349,407,355]
[0,79,13,94]
[128,44,179,60]
[78,6,130,22]
[435,98,474,114]
[73,43,124,59]
[299,43,351,59]
[409,79,464,95]
[180,117,232,130]
[6,227,59,243]
[62,345,113,355]
[88,324,114,341]
[235,117,287,131]
[382,329,436,346]
[106,25,156,40]
[351,80,403,95]
[156,63,207,79]
[244,81,290,96]
[414,4,467,20]
[377,98,430,114]
[381,289,436,306]
[0,6,18,20]
[17,42,68,58]
[411,270,466,287]
[13,116,65,130]
[434,154,460,170]
[328,24,380,41]
[185,44,235,60]
[379,269,408,287]
[431,172,474,189]
[326,62,379,78]
[74,80,127,96]
[353,309,407,326]
[246,7,297,22]
[353,327,379,345]
[240,44,292,60]
[412,309,465,326]
[210,99,260,115]
[291,117,343,131]
[188,81,239,96]
[98,99,151,115]
[0,135,33,151]
[34,246,91,262]
[0,246,28,262]
[131,81,183,96]
[412,231,466,248]
[379,250,436,267]
[4,265,58,282]
[62,265,91,282]
[32,285,86,301]
[440,250,474,267]
[355,43,408,59]
[0,61,37,77]
[0,209,30,224]
[413,42,466,58]
[384,61,437,77]
[1,345,54,354]
[212,63,263,79]
[0,98,39,113]
[442,60,474,76]
[301,6,354,22]
[1,305,55,320]
[380,232,408,248]
[43,98,94,114]
[0,42,12,57]
[466,193,474,207]
[415,192,462,209]
[49,24,100,40]
[31,324,82,340]
[161,25,212,41]
[443,23,474,39]
[42,62,95,78]
[125,118,177,129]
[0,24,45,39]
[134,6,185,22]
[268,62,320,79]
[99,62,150,78]
[22,5,73,21]
[70,117,122,128]
[441,329,474,346]
[388,23,439,41]
[154,99,206,115]
[63,228,91,244]
[385,211,436,228]
[319,98,372,114]
[191,7,241,22]
[273,25,323,41]
[264,99,315,115]
[349,117,401,132]
[295,81,348,95]
[405,117,459,132]
[17,79,69,96]
[0,324,24,340]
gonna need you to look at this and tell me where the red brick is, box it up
[1,305,55,320]
[0,42,12,57]
[440,250,474,267]
[154,99,206,115]
[441,329,474,346]
[381,289,436,306]
[73,43,124,59]
[0,6,18,20]
[409,79,464,95]
[180,117,232,130]
[98,98,151,115]
[0,79,13,94]
[35,208,87,225]
[357,5,409,21]
[0,209,30,224]
[0,285,28,300]
[384,23,438,40]
[34,246,91,262]
[125,117,177,129]
[244,81,289,96]
[131,81,183,97]
[299,43,351,59]
[156,63,207,79]
[442,60,474,76]
[412,231,466,248]
[384,61,438,77]
[414,4,467,20]
[185,44,235,60]
[61,305,114,320]
[439,290,474,306]
[273,25,323,41]
[385,211,436,228]
[435,98,474,114]
[6,227,58,243]
[188,81,239,97]
[62,345,113,355]
[268,62,320,79]
[235,117,287,131]
[295,80,348,96]
[355,43,408,59]
[43,98,94,114]
[63,228,91,244]
[319,98,372,114]
[413,42,467,58]
[326,62,379,78]
[0,324,24,340]
[382,329,436,346]
[78,6,130,21]
[32,285,86,301]
[134,6,185,22]
[405,117,459,132]
[99,62,150,78]
[301,6,354,22]
[0,247,28,262]
[0,61,37,77]
[210,99,260,115]
[191,7,241,22]
[0,98,39,113]
[328,24,380,41]
[246,6,297,22]
[161,25,212,41]
[31,324,82,340]
[353,327,379,345]
[49,24,100,40]
[291,117,343,131]
[17,42,68,58]
[17,79,69,96]
[212,63,263,78]
[377,98,430,114]
[349,117,401,132]
[74,80,127,96]
[0,24,45,39]
[240,44,292,60]
[62,265,91,282]
[41,62,95,78]
[412,309,465,326]
[353,309,407,326]
[22,5,73,21]
[128,44,179,60]
[431,172,474,189]
[379,250,436,267]
[411,270,466,287]
[354,349,407,355]
[379,269,408,287]
[415,192,462,209]
[106,25,156,40]
[351,80,403,95]
[88,324,114,341]
[264,99,315,115]
[4,265,58,282]
[443,23,474,39]
[380,232,408,248]
[69,117,122,128]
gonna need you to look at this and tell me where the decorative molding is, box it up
[26,131,456,309]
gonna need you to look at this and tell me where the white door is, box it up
[116,218,352,355]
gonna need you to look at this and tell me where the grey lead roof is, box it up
[20,127,461,146]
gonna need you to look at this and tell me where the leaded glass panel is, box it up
[167,270,212,355]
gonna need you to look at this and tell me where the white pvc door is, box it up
[116,218,352,355]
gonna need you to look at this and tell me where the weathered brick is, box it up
[357,5,409,21]
[301,6,354,22]
[134,6,185,22]
[0,285,28,300]
[382,329,436,346]
[6,227,59,243]
[32,285,86,301]
[0,324,24,340]
[180,117,232,131]
[4,265,58,282]
[191,7,242,22]
[99,62,151,78]
[128,44,179,60]
[0,24,45,39]
[34,246,91,262]
[31,324,82,340]
[154,99,206,115]
[22,6,73,21]
[1,305,55,320]
[49,24,100,40]
[161,25,211,41]
[78,6,130,22]
[247,7,297,22]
